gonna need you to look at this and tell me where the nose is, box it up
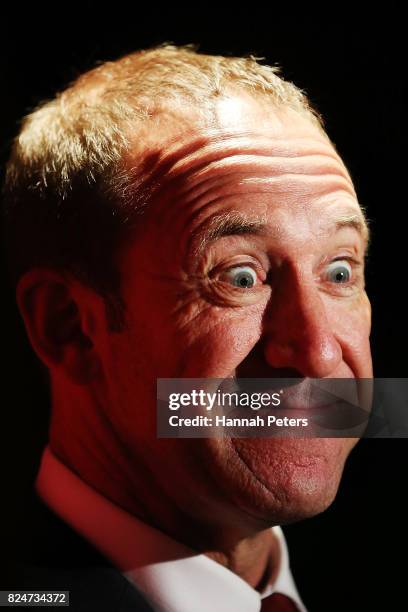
[262,267,342,377]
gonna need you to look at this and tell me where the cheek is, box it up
[328,293,372,375]
[175,301,267,377]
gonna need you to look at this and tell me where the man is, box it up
[2,44,372,610]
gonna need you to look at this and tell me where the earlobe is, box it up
[16,269,102,384]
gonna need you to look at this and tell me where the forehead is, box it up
[124,94,364,243]
[128,91,332,160]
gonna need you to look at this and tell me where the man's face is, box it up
[96,94,372,536]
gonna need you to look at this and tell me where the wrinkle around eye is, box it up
[200,275,272,308]
[172,298,217,332]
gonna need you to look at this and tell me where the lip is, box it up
[222,399,369,431]
[224,402,341,418]
[213,378,370,432]
[224,379,359,405]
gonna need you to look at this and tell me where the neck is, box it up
[204,529,281,589]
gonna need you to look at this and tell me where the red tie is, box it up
[261,592,300,611]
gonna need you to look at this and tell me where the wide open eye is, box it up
[325,260,352,283]
[222,266,258,288]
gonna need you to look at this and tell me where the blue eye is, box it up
[326,260,352,283]
[225,266,257,288]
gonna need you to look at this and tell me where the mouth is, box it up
[216,377,370,433]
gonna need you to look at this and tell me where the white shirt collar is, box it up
[35,446,306,612]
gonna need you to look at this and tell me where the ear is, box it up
[16,269,105,385]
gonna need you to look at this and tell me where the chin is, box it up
[226,437,355,525]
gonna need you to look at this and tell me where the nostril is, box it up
[235,340,305,379]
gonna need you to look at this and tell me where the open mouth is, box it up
[215,377,370,433]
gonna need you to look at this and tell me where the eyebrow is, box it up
[192,212,269,255]
[192,209,370,255]
[333,212,370,245]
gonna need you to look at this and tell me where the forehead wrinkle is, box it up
[237,172,353,188]
[157,174,358,244]
[126,129,344,204]
[149,126,335,164]
[178,174,357,213]
[171,171,352,216]
[139,154,355,230]
[177,152,354,196]
[159,138,344,187]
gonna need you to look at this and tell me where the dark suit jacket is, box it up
[2,488,155,611]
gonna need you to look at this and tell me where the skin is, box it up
[18,91,372,589]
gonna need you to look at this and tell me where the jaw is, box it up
[194,436,356,528]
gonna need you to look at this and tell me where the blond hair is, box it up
[3,43,326,327]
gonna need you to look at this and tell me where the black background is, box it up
[1,4,407,610]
